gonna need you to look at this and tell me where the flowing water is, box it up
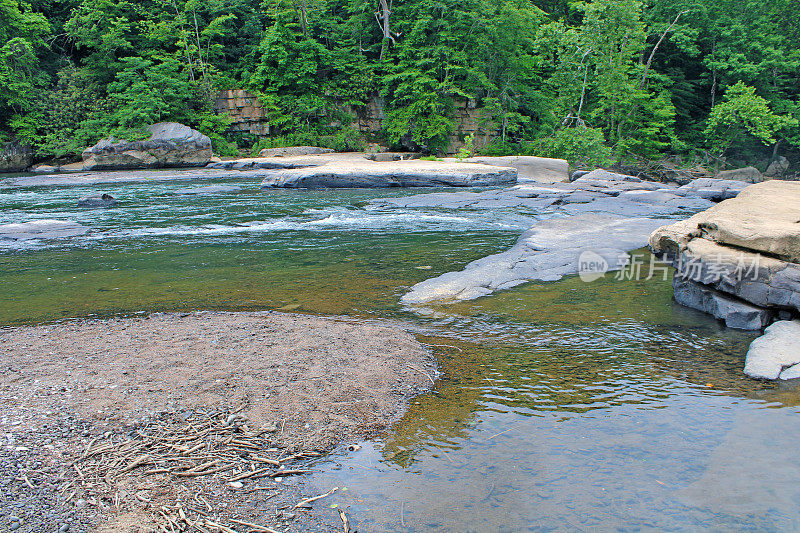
[2,172,799,532]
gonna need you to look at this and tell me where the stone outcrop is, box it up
[673,177,749,202]
[258,146,333,158]
[0,143,32,173]
[260,160,518,188]
[0,220,89,240]
[82,123,212,170]
[715,166,763,183]
[650,180,800,375]
[743,320,800,379]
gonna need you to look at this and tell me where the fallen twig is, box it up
[294,486,338,509]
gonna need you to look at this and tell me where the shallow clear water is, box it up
[2,172,799,532]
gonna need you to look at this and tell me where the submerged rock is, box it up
[744,320,800,379]
[82,122,212,170]
[0,219,89,240]
[260,160,518,188]
[77,193,118,208]
[173,185,242,195]
[401,214,666,304]
[0,142,32,173]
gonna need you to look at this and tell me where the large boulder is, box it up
[744,320,800,380]
[650,181,800,344]
[0,219,89,240]
[460,156,569,183]
[260,160,518,188]
[715,166,763,183]
[765,156,790,177]
[258,146,333,158]
[651,180,800,263]
[0,142,32,173]
[82,122,212,170]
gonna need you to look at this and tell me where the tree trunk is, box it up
[377,0,392,60]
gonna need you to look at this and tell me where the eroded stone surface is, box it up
[650,181,800,322]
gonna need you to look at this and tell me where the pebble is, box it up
[59,524,70,532]
[227,481,243,489]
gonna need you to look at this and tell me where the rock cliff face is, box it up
[649,180,800,378]
[82,123,212,170]
[0,142,32,173]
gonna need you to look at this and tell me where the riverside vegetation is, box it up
[0,0,798,168]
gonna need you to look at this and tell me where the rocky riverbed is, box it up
[0,311,436,532]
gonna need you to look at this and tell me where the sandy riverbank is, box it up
[0,311,437,532]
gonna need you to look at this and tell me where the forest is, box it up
[1,0,799,168]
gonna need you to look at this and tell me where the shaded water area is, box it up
[2,172,799,531]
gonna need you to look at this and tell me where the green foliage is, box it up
[456,133,475,162]
[704,81,794,155]
[1,0,799,166]
[250,128,366,156]
[537,126,613,168]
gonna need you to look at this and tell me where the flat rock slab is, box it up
[0,219,89,240]
[453,156,569,183]
[173,185,242,195]
[206,157,325,170]
[401,214,666,304]
[744,320,800,379]
[0,168,281,188]
[260,160,518,188]
[370,173,714,216]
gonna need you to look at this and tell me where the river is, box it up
[1,172,798,531]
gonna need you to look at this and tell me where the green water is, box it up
[2,173,799,532]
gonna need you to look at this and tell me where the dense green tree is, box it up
[1,0,798,164]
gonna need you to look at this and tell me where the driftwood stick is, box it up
[339,508,351,533]
[294,486,338,509]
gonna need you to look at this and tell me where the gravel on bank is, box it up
[0,311,437,532]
